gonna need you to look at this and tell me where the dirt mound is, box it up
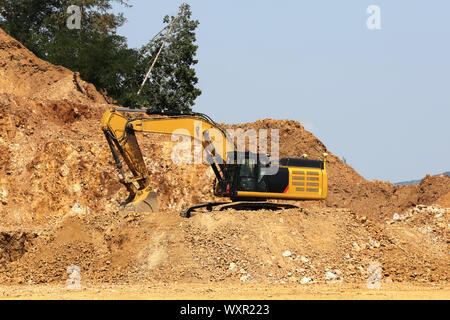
[0,28,106,104]
[325,174,450,220]
[437,192,450,208]
[0,207,447,285]
[418,174,450,205]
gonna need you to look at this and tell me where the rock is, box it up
[240,274,250,282]
[393,213,401,221]
[282,250,292,257]
[325,271,337,281]
[0,189,7,205]
[300,256,309,263]
[70,203,84,215]
[72,183,82,193]
[60,165,70,177]
[15,277,24,284]
[229,262,236,271]
[300,277,312,284]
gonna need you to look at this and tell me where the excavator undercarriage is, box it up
[179,201,301,218]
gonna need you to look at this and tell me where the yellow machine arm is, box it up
[101,108,234,212]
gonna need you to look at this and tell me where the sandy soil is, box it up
[1,283,448,300]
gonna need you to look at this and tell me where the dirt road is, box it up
[1,283,448,300]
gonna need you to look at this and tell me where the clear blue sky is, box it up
[112,0,450,183]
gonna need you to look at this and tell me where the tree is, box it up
[0,1,129,53]
[0,0,136,98]
[0,1,201,111]
[0,0,62,51]
[121,3,201,112]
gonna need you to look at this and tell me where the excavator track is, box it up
[180,201,300,218]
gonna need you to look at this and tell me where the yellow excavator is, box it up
[101,107,328,217]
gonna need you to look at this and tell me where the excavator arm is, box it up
[101,108,235,212]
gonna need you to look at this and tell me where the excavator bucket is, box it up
[120,191,159,212]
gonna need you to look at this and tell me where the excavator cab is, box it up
[213,151,259,195]
[216,151,277,197]
[215,151,327,201]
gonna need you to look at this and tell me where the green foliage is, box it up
[0,0,128,52]
[0,1,201,112]
[119,3,201,112]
